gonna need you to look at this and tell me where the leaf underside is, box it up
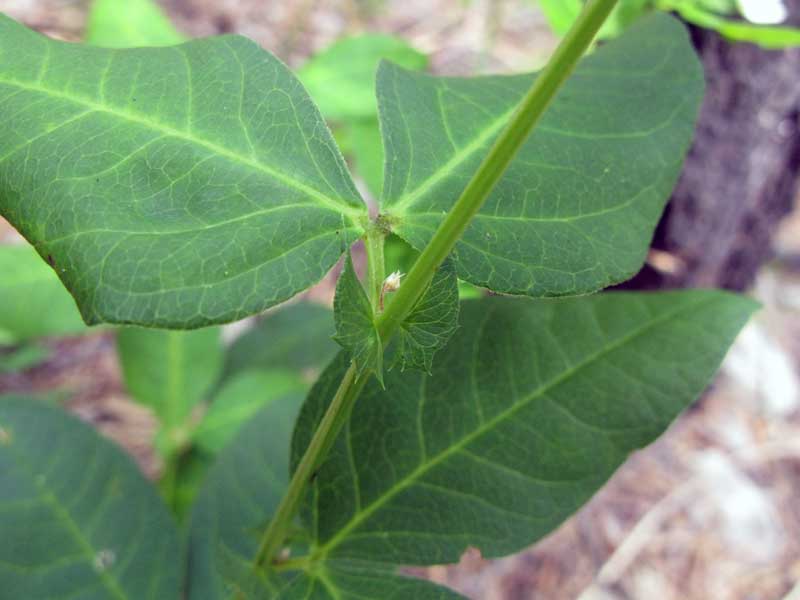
[187,290,753,598]
[0,14,366,328]
[0,398,182,599]
[378,13,704,298]
[292,291,755,567]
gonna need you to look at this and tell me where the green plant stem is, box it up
[254,0,618,568]
[364,226,386,312]
[377,0,619,340]
[255,362,367,566]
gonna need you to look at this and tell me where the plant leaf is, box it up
[85,0,186,48]
[0,244,86,342]
[186,393,305,599]
[117,327,223,451]
[0,14,366,328]
[389,259,459,373]
[292,291,756,566]
[193,369,306,454]
[299,34,428,122]
[274,563,464,599]
[221,301,338,383]
[333,253,383,385]
[0,397,181,598]
[378,13,703,298]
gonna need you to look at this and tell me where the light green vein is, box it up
[0,77,366,223]
[314,296,714,558]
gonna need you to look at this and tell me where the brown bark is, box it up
[624,7,800,291]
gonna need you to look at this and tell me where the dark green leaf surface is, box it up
[293,291,755,565]
[378,14,703,298]
[117,327,222,445]
[221,302,338,382]
[0,244,86,342]
[299,34,427,122]
[333,253,382,384]
[193,369,306,454]
[85,0,185,48]
[274,563,463,599]
[0,398,181,598]
[187,393,305,600]
[186,359,460,599]
[389,259,459,373]
[0,14,366,328]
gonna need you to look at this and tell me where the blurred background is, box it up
[0,1,799,598]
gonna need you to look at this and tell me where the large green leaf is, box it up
[292,291,755,566]
[221,302,338,383]
[0,14,366,328]
[0,244,86,342]
[116,327,223,452]
[85,0,186,48]
[0,397,181,598]
[378,13,703,298]
[273,564,463,599]
[185,379,459,599]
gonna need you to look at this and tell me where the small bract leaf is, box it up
[389,259,459,373]
[378,13,704,298]
[293,291,756,566]
[0,14,366,328]
[0,398,182,598]
[333,253,383,385]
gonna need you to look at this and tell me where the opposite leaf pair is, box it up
[1,12,698,329]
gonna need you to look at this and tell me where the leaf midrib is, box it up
[385,106,514,216]
[0,77,366,224]
[313,295,715,558]
[0,424,128,599]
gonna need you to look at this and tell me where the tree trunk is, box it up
[624,7,800,291]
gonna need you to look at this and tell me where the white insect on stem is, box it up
[379,271,404,311]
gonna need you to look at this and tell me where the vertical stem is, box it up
[377,0,619,340]
[364,226,386,312]
[255,362,362,566]
[255,231,383,567]
[255,0,619,568]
